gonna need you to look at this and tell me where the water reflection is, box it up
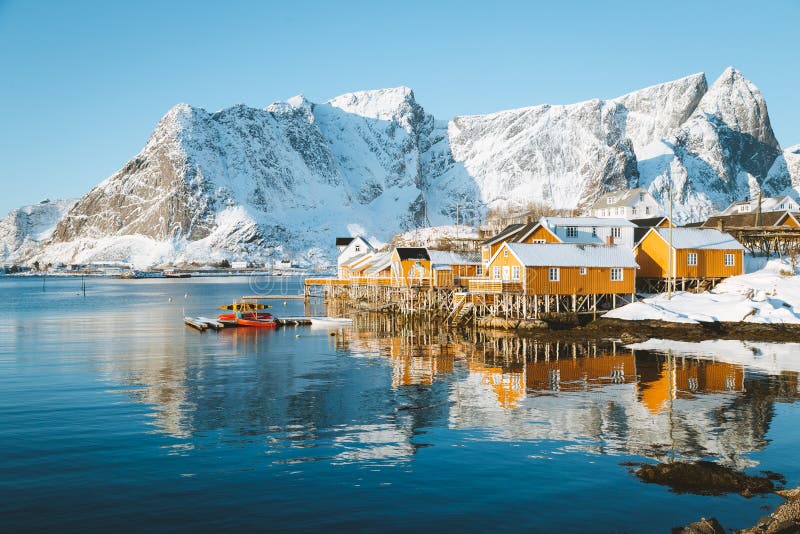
[79,308,800,469]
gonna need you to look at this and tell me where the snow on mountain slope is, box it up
[0,199,76,265]
[637,68,785,222]
[5,68,795,267]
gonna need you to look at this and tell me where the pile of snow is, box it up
[605,258,800,324]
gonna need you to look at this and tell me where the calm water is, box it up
[1,276,799,532]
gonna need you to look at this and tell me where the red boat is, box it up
[235,316,277,328]
[217,312,273,321]
[217,296,278,328]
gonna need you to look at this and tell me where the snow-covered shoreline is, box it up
[605,258,800,324]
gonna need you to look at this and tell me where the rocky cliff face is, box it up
[3,68,795,267]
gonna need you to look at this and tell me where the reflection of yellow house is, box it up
[638,358,745,414]
[386,336,456,387]
[525,353,636,391]
[468,361,525,408]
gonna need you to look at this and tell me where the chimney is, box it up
[604,236,614,245]
[717,219,725,232]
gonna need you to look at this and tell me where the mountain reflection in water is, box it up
[105,311,800,470]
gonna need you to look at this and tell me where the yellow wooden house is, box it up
[635,228,745,283]
[483,242,637,296]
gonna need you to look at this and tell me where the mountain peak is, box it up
[696,67,778,148]
[326,86,417,121]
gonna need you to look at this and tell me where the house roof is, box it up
[336,237,355,247]
[630,216,669,227]
[508,222,560,243]
[589,188,650,209]
[651,228,745,250]
[504,243,638,268]
[395,247,430,261]
[427,250,481,265]
[481,223,526,245]
[702,211,797,228]
[363,253,392,276]
[541,216,636,228]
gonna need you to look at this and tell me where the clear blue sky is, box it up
[1,0,798,216]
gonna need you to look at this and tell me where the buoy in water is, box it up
[283,301,287,306]
[295,334,300,338]
[168,297,173,303]
[184,293,188,299]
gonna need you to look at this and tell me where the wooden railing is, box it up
[467,278,524,293]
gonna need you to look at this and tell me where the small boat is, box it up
[235,316,277,328]
[218,296,277,328]
[217,312,273,321]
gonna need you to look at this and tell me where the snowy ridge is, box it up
[2,68,797,267]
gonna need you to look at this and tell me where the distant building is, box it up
[702,211,800,230]
[336,236,375,278]
[274,259,293,271]
[586,188,663,220]
[719,195,799,216]
[539,216,637,249]
[230,261,248,270]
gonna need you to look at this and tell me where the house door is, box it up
[502,266,510,280]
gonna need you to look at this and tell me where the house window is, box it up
[476,265,483,276]
[607,198,614,205]
[512,266,520,280]
[355,245,360,252]
[687,253,698,266]
[548,268,560,282]
[611,227,621,238]
[591,227,597,237]
[579,267,587,275]
[645,206,651,215]
[566,227,577,238]
[503,249,508,257]
[632,207,637,215]
[639,193,645,202]
[724,253,735,267]
[610,268,623,281]
[493,266,501,279]
[533,239,546,244]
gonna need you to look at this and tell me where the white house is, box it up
[336,236,376,278]
[539,217,637,249]
[586,188,663,220]
[719,195,800,216]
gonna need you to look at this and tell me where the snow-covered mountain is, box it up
[0,199,76,265]
[2,68,796,268]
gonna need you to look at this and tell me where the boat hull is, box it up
[235,318,277,328]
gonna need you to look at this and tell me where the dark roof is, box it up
[633,227,649,244]
[395,247,430,261]
[509,222,543,243]
[336,237,355,246]
[630,216,668,228]
[702,211,796,229]
[481,223,526,245]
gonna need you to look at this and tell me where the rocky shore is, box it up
[474,316,800,343]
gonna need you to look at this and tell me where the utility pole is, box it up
[667,187,674,299]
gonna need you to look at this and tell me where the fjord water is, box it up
[2,277,799,532]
